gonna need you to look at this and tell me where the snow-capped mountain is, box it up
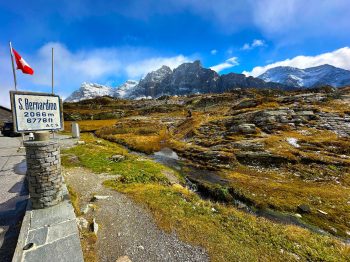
[64,82,114,102]
[114,80,139,98]
[64,80,139,102]
[258,64,350,88]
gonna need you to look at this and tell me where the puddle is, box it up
[151,148,182,170]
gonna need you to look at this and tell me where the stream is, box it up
[149,147,337,239]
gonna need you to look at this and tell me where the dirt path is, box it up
[64,167,209,262]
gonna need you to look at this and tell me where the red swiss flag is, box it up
[12,48,34,75]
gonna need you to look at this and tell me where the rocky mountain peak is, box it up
[65,82,114,102]
[140,65,172,84]
[114,80,139,98]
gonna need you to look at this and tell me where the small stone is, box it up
[237,202,247,209]
[137,245,144,250]
[76,217,89,230]
[110,154,126,162]
[76,141,86,145]
[116,255,132,262]
[232,123,257,134]
[81,205,90,214]
[329,227,337,233]
[297,204,311,214]
[317,209,328,215]
[67,155,79,164]
[90,218,98,235]
[91,195,110,202]
[295,213,302,218]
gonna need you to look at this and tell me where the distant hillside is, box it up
[258,64,350,88]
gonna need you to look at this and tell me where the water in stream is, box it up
[150,147,337,239]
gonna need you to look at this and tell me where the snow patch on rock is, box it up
[287,137,300,148]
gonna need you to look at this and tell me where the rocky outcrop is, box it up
[231,99,262,110]
[252,109,317,133]
[317,112,350,137]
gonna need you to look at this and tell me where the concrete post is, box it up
[24,140,63,209]
[71,122,80,138]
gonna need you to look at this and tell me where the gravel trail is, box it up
[64,167,209,262]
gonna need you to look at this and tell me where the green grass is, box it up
[62,133,350,262]
[62,133,179,184]
[67,185,81,216]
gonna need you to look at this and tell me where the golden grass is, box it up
[67,185,81,216]
[263,129,350,165]
[105,182,350,262]
[64,119,118,132]
[223,165,350,237]
[317,99,350,114]
[112,130,168,154]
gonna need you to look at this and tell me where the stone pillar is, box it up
[71,122,80,138]
[24,140,63,209]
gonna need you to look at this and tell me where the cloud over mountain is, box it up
[243,47,350,77]
[210,57,239,72]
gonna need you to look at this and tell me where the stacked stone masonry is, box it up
[24,140,63,209]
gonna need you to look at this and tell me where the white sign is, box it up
[10,91,63,132]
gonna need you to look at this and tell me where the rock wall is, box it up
[24,140,63,209]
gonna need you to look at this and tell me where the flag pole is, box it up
[9,42,17,91]
[51,47,56,139]
[51,47,54,94]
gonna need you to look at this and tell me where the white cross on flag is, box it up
[11,47,34,75]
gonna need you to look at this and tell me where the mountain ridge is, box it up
[65,62,350,102]
[258,64,350,88]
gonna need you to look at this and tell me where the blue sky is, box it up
[1,0,350,106]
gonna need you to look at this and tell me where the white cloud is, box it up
[242,43,250,50]
[211,49,218,55]
[243,46,350,77]
[210,57,239,72]
[242,39,265,50]
[0,42,191,107]
[125,55,190,78]
[177,0,350,40]
[252,0,350,41]
[252,39,264,47]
